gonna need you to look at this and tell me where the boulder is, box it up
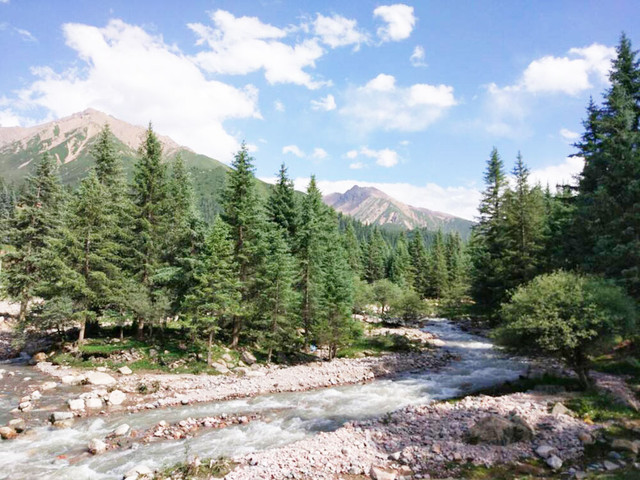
[68,398,85,411]
[84,371,116,386]
[604,460,620,471]
[611,438,638,454]
[30,390,41,400]
[61,375,83,385]
[53,419,74,428]
[113,424,130,436]
[18,401,31,411]
[41,381,57,391]
[551,402,574,417]
[51,412,74,423]
[85,397,103,409]
[578,432,594,444]
[370,465,397,480]
[118,366,133,375]
[88,438,107,455]
[546,455,563,470]
[467,415,534,445]
[241,351,257,365]
[30,352,47,364]
[124,464,153,479]
[8,419,25,432]
[222,353,233,363]
[211,362,230,374]
[0,427,17,440]
[107,390,126,405]
[535,445,556,459]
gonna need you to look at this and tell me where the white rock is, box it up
[87,438,107,455]
[30,391,41,400]
[18,401,31,411]
[68,399,85,411]
[241,351,257,365]
[118,366,132,375]
[222,353,233,363]
[535,445,555,459]
[61,375,83,385]
[604,460,620,471]
[370,465,397,480]
[84,371,116,386]
[124,464,153,479]
[211,362,230,374]
[41,381,57,391]
[546,455,562,470]
[107,390,126,405]
[96,367,107,372]
[85,397,103,409]
[113,424,130,436]
[51,412,74,422]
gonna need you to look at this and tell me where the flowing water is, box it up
[0,319,527,480]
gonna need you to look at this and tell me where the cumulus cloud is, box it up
[310,93,336,111]
[349,161,365,169]
[340,73,457,132]
[410,45,427,67]
[346,146,399,167]
[373,4,416,42]
[10,19,259,162]
[313,13,368,50]
[560,128,580,141]
[530,156,584,188]
[189,10,329,89]
[274,100,285,112]
[311,147,328,159]
[282,144,305,157]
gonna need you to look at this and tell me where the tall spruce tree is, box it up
[389,232,412,287]
[267,163,298,245]
[428,230,449,298]
[3,154,64,323]
[183,217,241,365]
[221,143,263,347]
[471,147,508,314]
[408,232,430,298]
[130,124,170,338]
[445,232,468,301]
[364,227,387,283]
[342,222,362,276]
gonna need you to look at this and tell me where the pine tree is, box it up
[130,124,170,338]
[2,154,64,323]
[253,223,299,362]
[502,153,547,291]
[389,232,412,287]
[221,142,264,347]
[183,217,241,365]
[267,163,298,245]
[342,222,362,276]
[428,230,449,298]
[408,232,430,298]
[470,147,508,314]
[364,227,387,283]
[445,232,468,301]
[296,176,329,348]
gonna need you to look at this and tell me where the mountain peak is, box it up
[324,184,473,237]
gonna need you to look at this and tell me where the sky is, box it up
[1,1,639,219]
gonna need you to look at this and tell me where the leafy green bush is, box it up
[495,271,636,389]
[371,279,402,317]
[390,289,425,321]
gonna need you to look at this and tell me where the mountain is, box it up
[324,185,474,238]
[0,109,273,223]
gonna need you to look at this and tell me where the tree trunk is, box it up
[78,319,86,345]
[136,320,144,340]
[207,331,213,366]
[231,317,241,348]
[120,325,124,341]
[19,295,28,323]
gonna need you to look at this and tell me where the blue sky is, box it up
[1,1,638,219]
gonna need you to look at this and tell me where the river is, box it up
[0,319,527,479]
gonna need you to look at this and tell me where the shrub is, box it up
[495,271,636,389]
[371,279,403,317]
[390,289,425,321]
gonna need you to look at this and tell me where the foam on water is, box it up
[0,319,527,479]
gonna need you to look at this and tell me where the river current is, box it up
[0,319,527,479]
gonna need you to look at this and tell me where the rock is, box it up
[51,412,74,422]
[241,351,257,365]
[535,445,555,459]
[87,438,107,455]
[41,381,57,391]
[96,367,107,372]
[0,427,17,440]
[118,366,132,375]
[30,390,41,400]
[114,424,130,436]
[222,353,233,363]
[85,397,103,409]
[551,402,574,417]
[578,432,594,444]
[107,389,126,405]
[32,352,47,363]
[611,438,638,454]
[18,401,31,411]
[467,414,534,446]
[68,398,85,411]
[575,471,588,480]
[124,464,153,479]
[235,367,249,376]
[604,460,620,471]
[84,371,116,386]
[370,465,397,480]
[61,375,83,385]
[211,362,230,374]
[53,419,74,428]
[546,455,562,470]
[8,419,25,432]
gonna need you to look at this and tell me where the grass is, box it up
[156,456,237,479]
[337,332,424,358]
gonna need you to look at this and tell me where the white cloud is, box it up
[410,45,427,67]
[0,1,9,4]
[246,143,259,153]
[349,161,365,169]
[560,128,580,141]
[530,156,584,188]
[345,149,358,159]
[310,93,336,111]
[10,20,260,162]
[189,10,329,90]
[282,144,305,157]
[0,107,23,127]
[373,4,416,42]
[15,27,36,42]
[360,146,399,167]
[340,73,457,132]
[311,147,328,159]
[274,100,285,112]
[313,13,368,50]
[294,177,481,220]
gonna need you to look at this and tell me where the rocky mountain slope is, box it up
[324,185,474,236]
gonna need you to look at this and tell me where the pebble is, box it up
[546,455,563,470]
